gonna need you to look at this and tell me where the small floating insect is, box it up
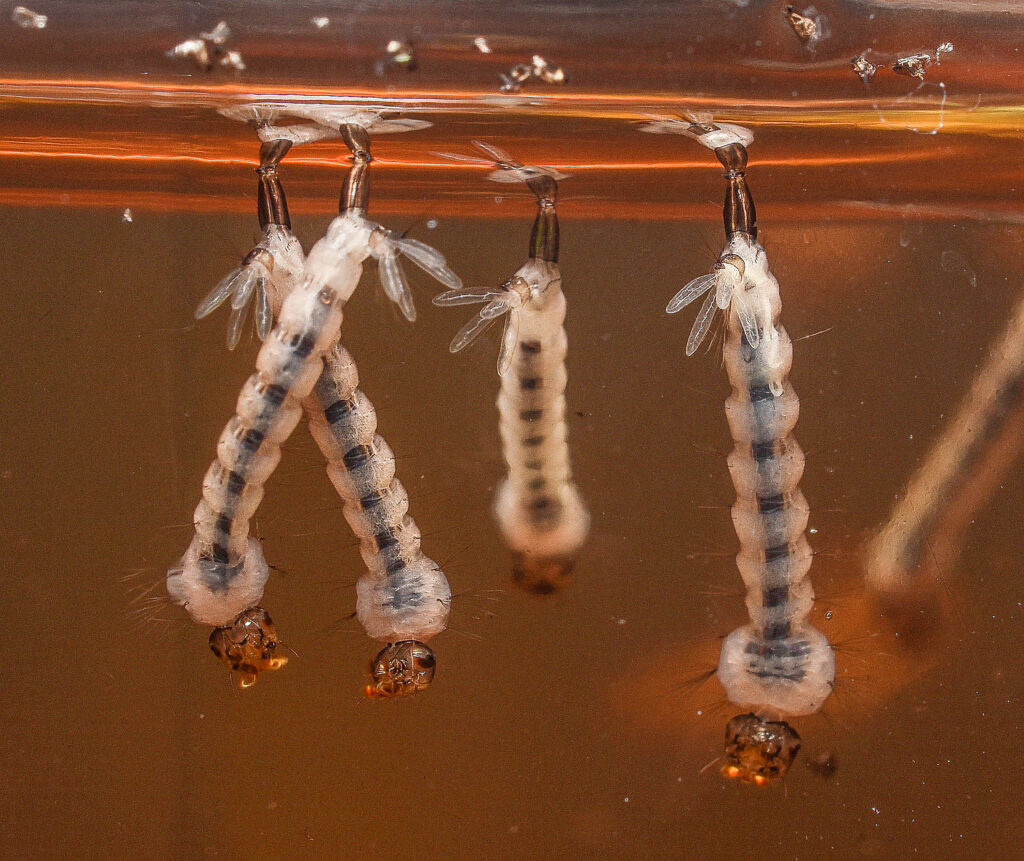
[433,142,588,592]
[783,5,829,50]
[170,21,244,72]
[498,55,569,93]
[642,113,833,783]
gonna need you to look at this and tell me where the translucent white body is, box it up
[168,213,371,626]
[304,344,452,641]
[492,259,589,559]
[698,237,835,718]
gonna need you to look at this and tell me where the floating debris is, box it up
[311,16,330,30]
[122,208,133,223]
[783,5,827,48]
[385,38,417,71]
[169,22,245,72]
[11,5,46,28]
[851,53,878,83]
[499,55,568,93]
[893,41,953,79]
[473,36,492,54]
[806,750,837,778]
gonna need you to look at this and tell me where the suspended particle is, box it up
[122,208,133,223]
[892,42,952,80]
[783,5,825,45]
[311,16,330,29]
[385,38,418,71]
[851,53,878,83]
[532,55,568,84]
[473,36,492,54]
[11,5,46,28]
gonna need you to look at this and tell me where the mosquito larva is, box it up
[168,107,459,687]
[644,113,834,784]
[304,342,451,698]
[433,142,589,592]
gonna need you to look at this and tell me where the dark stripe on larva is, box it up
[287,333,315,358]
[528,496,554,511]
[240,427,264,451]
[520,409,543,421]
[262,382,288,405]
[375,529,397,551]
[527,477,546,491]
[226,470,246,496]
[343,444,374,470]
[386,557,407,575]
[216,514,233,536]
[757,493,787,512]
[520,377,542,390]
[751,441,779,462]
[525,461,542,471]
[520,340,542,354]
[749,383,774,402]
[524,435,545,447]
[762,622,792,641]
[764,543,791,562]
[212,544,230,564]
[324,397,357,424]
[763,586,789,607]
[359,489,386,509]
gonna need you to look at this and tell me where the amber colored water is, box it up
[2,2,1023,859]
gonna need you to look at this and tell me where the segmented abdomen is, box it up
[304,343,451,642]
[169,237,363,626]
[495,285,588,560]
[715,244,833,718]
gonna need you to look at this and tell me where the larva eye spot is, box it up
[511,553,575,595]
[208,606,288,688]
[365,641,437,699]
[722,713,801,784]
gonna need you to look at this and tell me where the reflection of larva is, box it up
[646,114,833,783]
[433,142,589,593]
[168,108,460,688]
[866,283,1024,595]
[304,344,452,697]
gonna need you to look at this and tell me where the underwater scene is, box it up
[2,1,1023,858]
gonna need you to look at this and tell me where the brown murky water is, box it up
[2,2,1023,858]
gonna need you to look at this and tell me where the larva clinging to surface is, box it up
[644,114,834,784]
[168,107,460,687]
[433,142,589,593]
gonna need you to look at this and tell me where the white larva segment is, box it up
[689,235,834,719]
[167,536,270,627]
[491,258,590,560]
[303,342,452,643]
[717,623,835,717]
[169,213,374,627]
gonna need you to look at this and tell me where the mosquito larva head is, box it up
[721,713,801,785]
[364,640,437,699]
[511,553,575,595]
[208,606,288,689]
